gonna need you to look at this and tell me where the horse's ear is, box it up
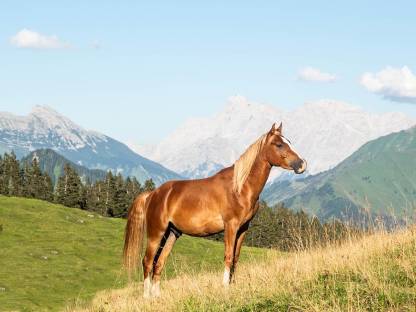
[270,122,282,134]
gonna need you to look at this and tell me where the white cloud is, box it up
[298,67,337,82]
[10,29,69,49]
[360,66,416,103]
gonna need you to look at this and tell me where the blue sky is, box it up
[1,1,416,144]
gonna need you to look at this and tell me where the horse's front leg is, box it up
[223,220,239,286]
[231,221,250,282]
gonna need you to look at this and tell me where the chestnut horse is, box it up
[123,122,306,297]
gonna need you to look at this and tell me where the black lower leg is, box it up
[152,223,182,268]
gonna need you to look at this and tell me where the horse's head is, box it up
[263,122,307,174]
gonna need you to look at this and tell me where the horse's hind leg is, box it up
[142,229,165,298]
[151,227,181,297]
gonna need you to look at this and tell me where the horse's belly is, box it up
[173,212,224,237]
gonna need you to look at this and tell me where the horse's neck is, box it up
[242,156,271,205]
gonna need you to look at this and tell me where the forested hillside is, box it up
[263,127,416,223]
[0,151,154,217]
[21,149,107,185]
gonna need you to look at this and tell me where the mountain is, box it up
[0,106,181,184]
[133,96,415,182]
[21,149,107,185]
[262,126,416,222]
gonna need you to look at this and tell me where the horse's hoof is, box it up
[151,282,161,298]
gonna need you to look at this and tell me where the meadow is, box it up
[1,195,415,311]
[71,225,416,312]
[0,196,264,311]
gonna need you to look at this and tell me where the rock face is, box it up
[134,96,415,182]
[0,106,181,184]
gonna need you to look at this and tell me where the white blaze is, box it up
[282,136,307,172]
[282,136,302,159]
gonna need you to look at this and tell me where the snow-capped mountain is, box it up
[133,96,416,182]
[0,105,181,184]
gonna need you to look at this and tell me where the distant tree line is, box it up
[0,152,54,201]
[0,151,155,217]
[208,201,360,251]
[0,151,358,250]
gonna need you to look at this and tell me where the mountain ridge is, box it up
[133,96,415,181]
[0,106,182,185]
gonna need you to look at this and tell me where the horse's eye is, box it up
[276,143,283,148]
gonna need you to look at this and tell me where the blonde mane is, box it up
[233,134,267,194]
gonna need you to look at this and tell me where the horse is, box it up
[123,122,306,298]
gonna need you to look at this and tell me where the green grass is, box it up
[0,196,265,311]
[171,229,416,312]
[231,250,416,312]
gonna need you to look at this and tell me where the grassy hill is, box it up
[0,196,265,311]
[21,149,107,185]
[263,127,416,221]
[71,226,416,312]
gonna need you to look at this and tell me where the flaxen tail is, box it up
[123,191,151,276]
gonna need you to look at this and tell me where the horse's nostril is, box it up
[292,159,306,174]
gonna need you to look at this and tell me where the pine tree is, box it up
[85,180,105,215]
[104,171,116,216]
[67,165,82,208]
[26,158,43,198]
[40,174,54,202]
[55,174,65,204]
[18,167,26,197]
[55,164,82,208]
[95,181,105,215]
[143,179,155,192]
[79,184,88,210]
[3,152,21,196]
[81,177,92,210]
[111,173,128,217]
[125,177,141,205]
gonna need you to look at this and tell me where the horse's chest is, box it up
[241,205,259,224]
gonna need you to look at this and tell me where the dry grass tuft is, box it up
[69,227,416,312]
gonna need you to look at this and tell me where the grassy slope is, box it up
[74,227,416,312]
[263,128,416,219]
[0,196,265,311]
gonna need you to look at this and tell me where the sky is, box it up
[1,1,416,144]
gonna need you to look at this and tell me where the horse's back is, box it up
[148,168,234,236]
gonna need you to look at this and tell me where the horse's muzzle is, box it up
[292,159,307,174]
